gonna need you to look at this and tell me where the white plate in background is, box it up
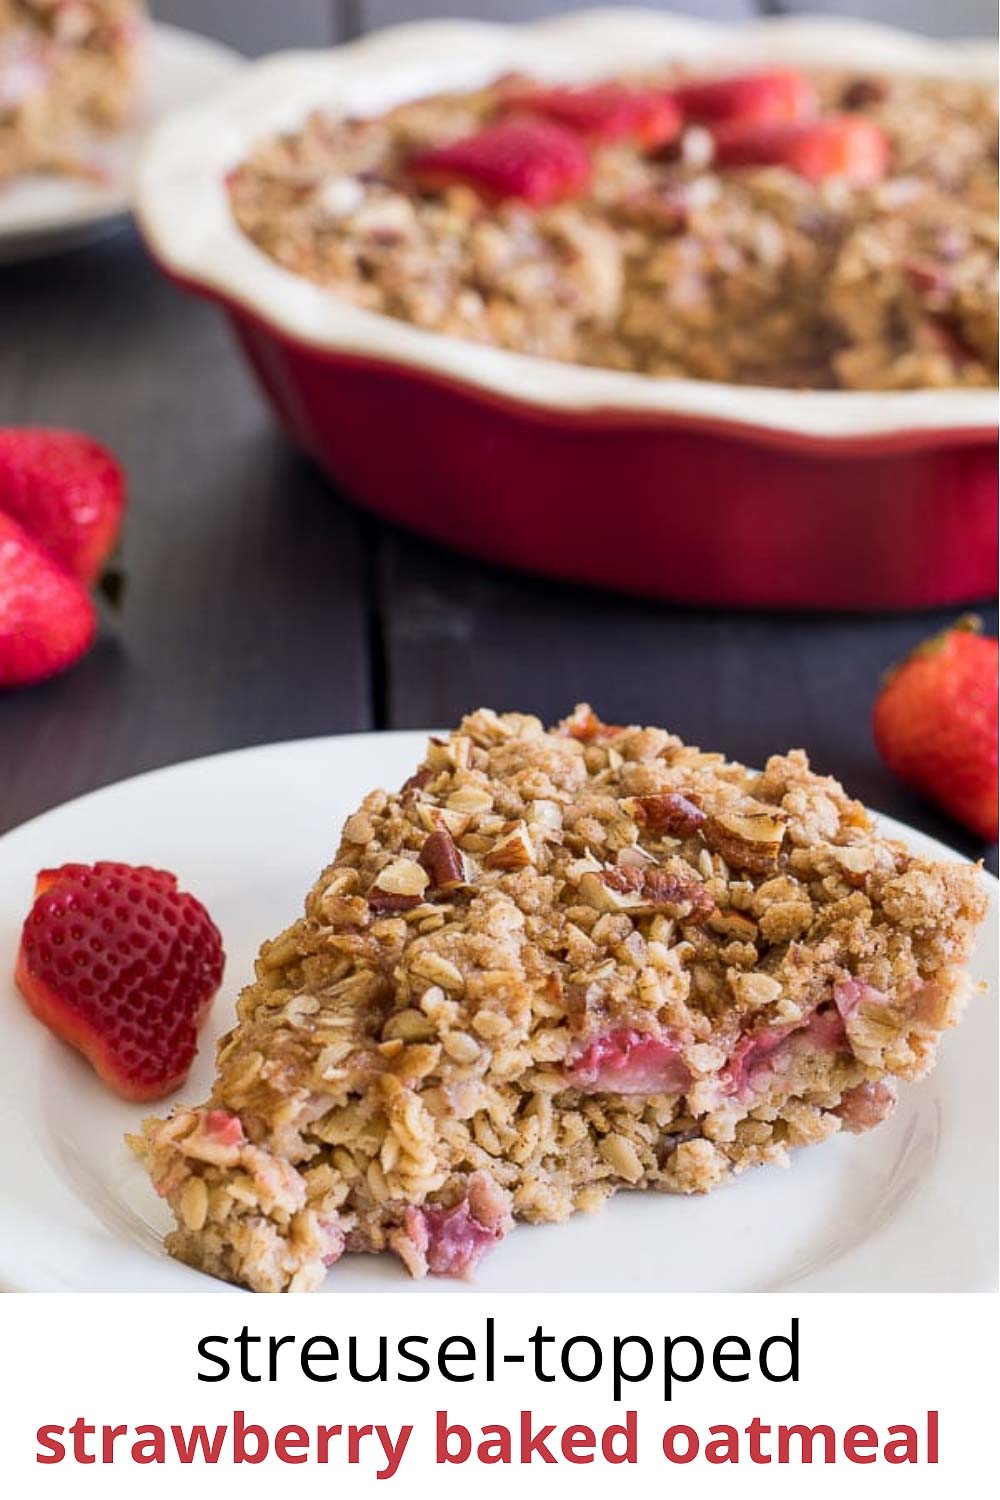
[0,732,995,1293]
[0,23,241,263]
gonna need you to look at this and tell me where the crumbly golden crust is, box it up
[132,707,988,1291]
[228,68,998,391]
[0,1,142,182]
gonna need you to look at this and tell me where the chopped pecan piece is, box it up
[639,866,714,922]
[367,889,421,916]
[588,864,713,922]
[630,792,706,837]
[558,703,623,743]
[482,821,535,870]
[577,870,644,913]
[600,866,648,897]
[417,803,473,838]
[419,829,468,891]
[400,767,432,797]
[703,808,787,874]
[840,76,888,109]
[707,908,758,941]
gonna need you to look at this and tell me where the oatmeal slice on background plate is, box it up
[132,707,988,1292]
[0,0,143,183]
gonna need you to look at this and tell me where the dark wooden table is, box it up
[1,1,996,876]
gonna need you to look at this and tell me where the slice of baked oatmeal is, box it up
[131,708,988,1291]
[0,1,142,183]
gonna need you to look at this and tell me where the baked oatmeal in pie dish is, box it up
[132,708,988,1292]
[229,61,998,392]
[0,0,142,183]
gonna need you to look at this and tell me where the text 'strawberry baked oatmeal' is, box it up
[228,65,998,391]
[132,708,988,1292]
[0,0,142,183]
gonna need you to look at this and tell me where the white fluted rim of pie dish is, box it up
[134,7,999,441]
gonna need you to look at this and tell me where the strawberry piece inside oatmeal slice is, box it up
[404,1182,510,1279]
[833,975,887,1019]
[723,1006,849,1101]
[722,1028,792,1099]
[409,118,591,206]
[567,1028,692,1094]
[420,1204,501,1277]
[835,1079,898,1133]
[200,1109,246,1151]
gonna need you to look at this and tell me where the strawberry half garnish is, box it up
[711,115,890,185]
[410,118,591,206]
[672,69,817,126]
[16,861,225,1101]
[0,428,125,585]
[873,617,998,845]
[502,83,681,148]
[0,510,96,689]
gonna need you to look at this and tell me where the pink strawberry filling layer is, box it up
[833,976,888,1019]
[405,1199,504,1279]
[723,1005,848,1099]
[320,1222,347,1268]
[566,1028,692,1095]
[838,974,952,1029]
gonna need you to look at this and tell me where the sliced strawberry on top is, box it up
[16,861,225,1102]
[711,115,890,186]
[0,428,126,585]
[0,510,96,689]
[501,83,681,148]
[409,118,591,206]
[673,69,817,126]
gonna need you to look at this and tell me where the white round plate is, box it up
[0,23,241,264]
[0,733,995,1293]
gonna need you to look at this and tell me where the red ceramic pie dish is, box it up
[136,12,999,611]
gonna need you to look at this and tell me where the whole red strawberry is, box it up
[873,617,998,844]
[0,427,125,584]
[0,510,96,688]
[16,861,225,1101]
